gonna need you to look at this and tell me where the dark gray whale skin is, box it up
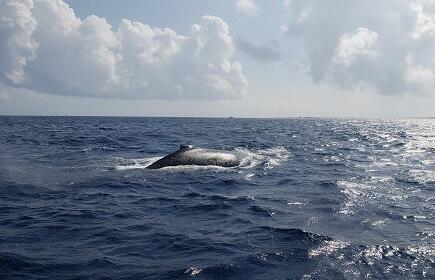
[147,145,241,169]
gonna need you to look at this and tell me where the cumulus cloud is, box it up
[236,0,260,16]
[0,0,247,99]
[333,27,378,66]
[283,0,435,95]
[0,0,37,84]
[235,38,280,62]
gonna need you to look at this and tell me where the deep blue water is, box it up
[0,116,434,279]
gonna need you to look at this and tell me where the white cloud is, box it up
[0,0,247,99]
[0,0,38,84]
[333,27,378,66]
[412,2,435,38]
[236,0,260,16]
[405,54,435,91]
[284,0,435,95]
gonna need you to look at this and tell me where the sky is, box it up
[0,0,434,117]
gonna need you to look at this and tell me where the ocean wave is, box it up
[306,241,435,279]
[2,117,434,279]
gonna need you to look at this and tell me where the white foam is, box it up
[371,219,389,227]
[309,240,350,257]
[157,164,229,172]
[287,200,304,206]
[185,267,203,276]
[236,146,290,169]
[114,157,161,171]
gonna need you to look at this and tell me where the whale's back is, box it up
[147,145,240,169]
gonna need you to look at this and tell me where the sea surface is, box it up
[0,116,434,279]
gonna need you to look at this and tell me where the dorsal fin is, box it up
[179,144,193,151]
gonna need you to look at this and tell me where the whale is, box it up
[147,145,241,169]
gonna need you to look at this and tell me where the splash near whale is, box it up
[147,145,241,169]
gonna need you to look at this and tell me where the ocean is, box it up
[0,116,434,279]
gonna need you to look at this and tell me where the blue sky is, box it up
[0,0,434,117]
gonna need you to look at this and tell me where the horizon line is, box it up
[0,114,434,120]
